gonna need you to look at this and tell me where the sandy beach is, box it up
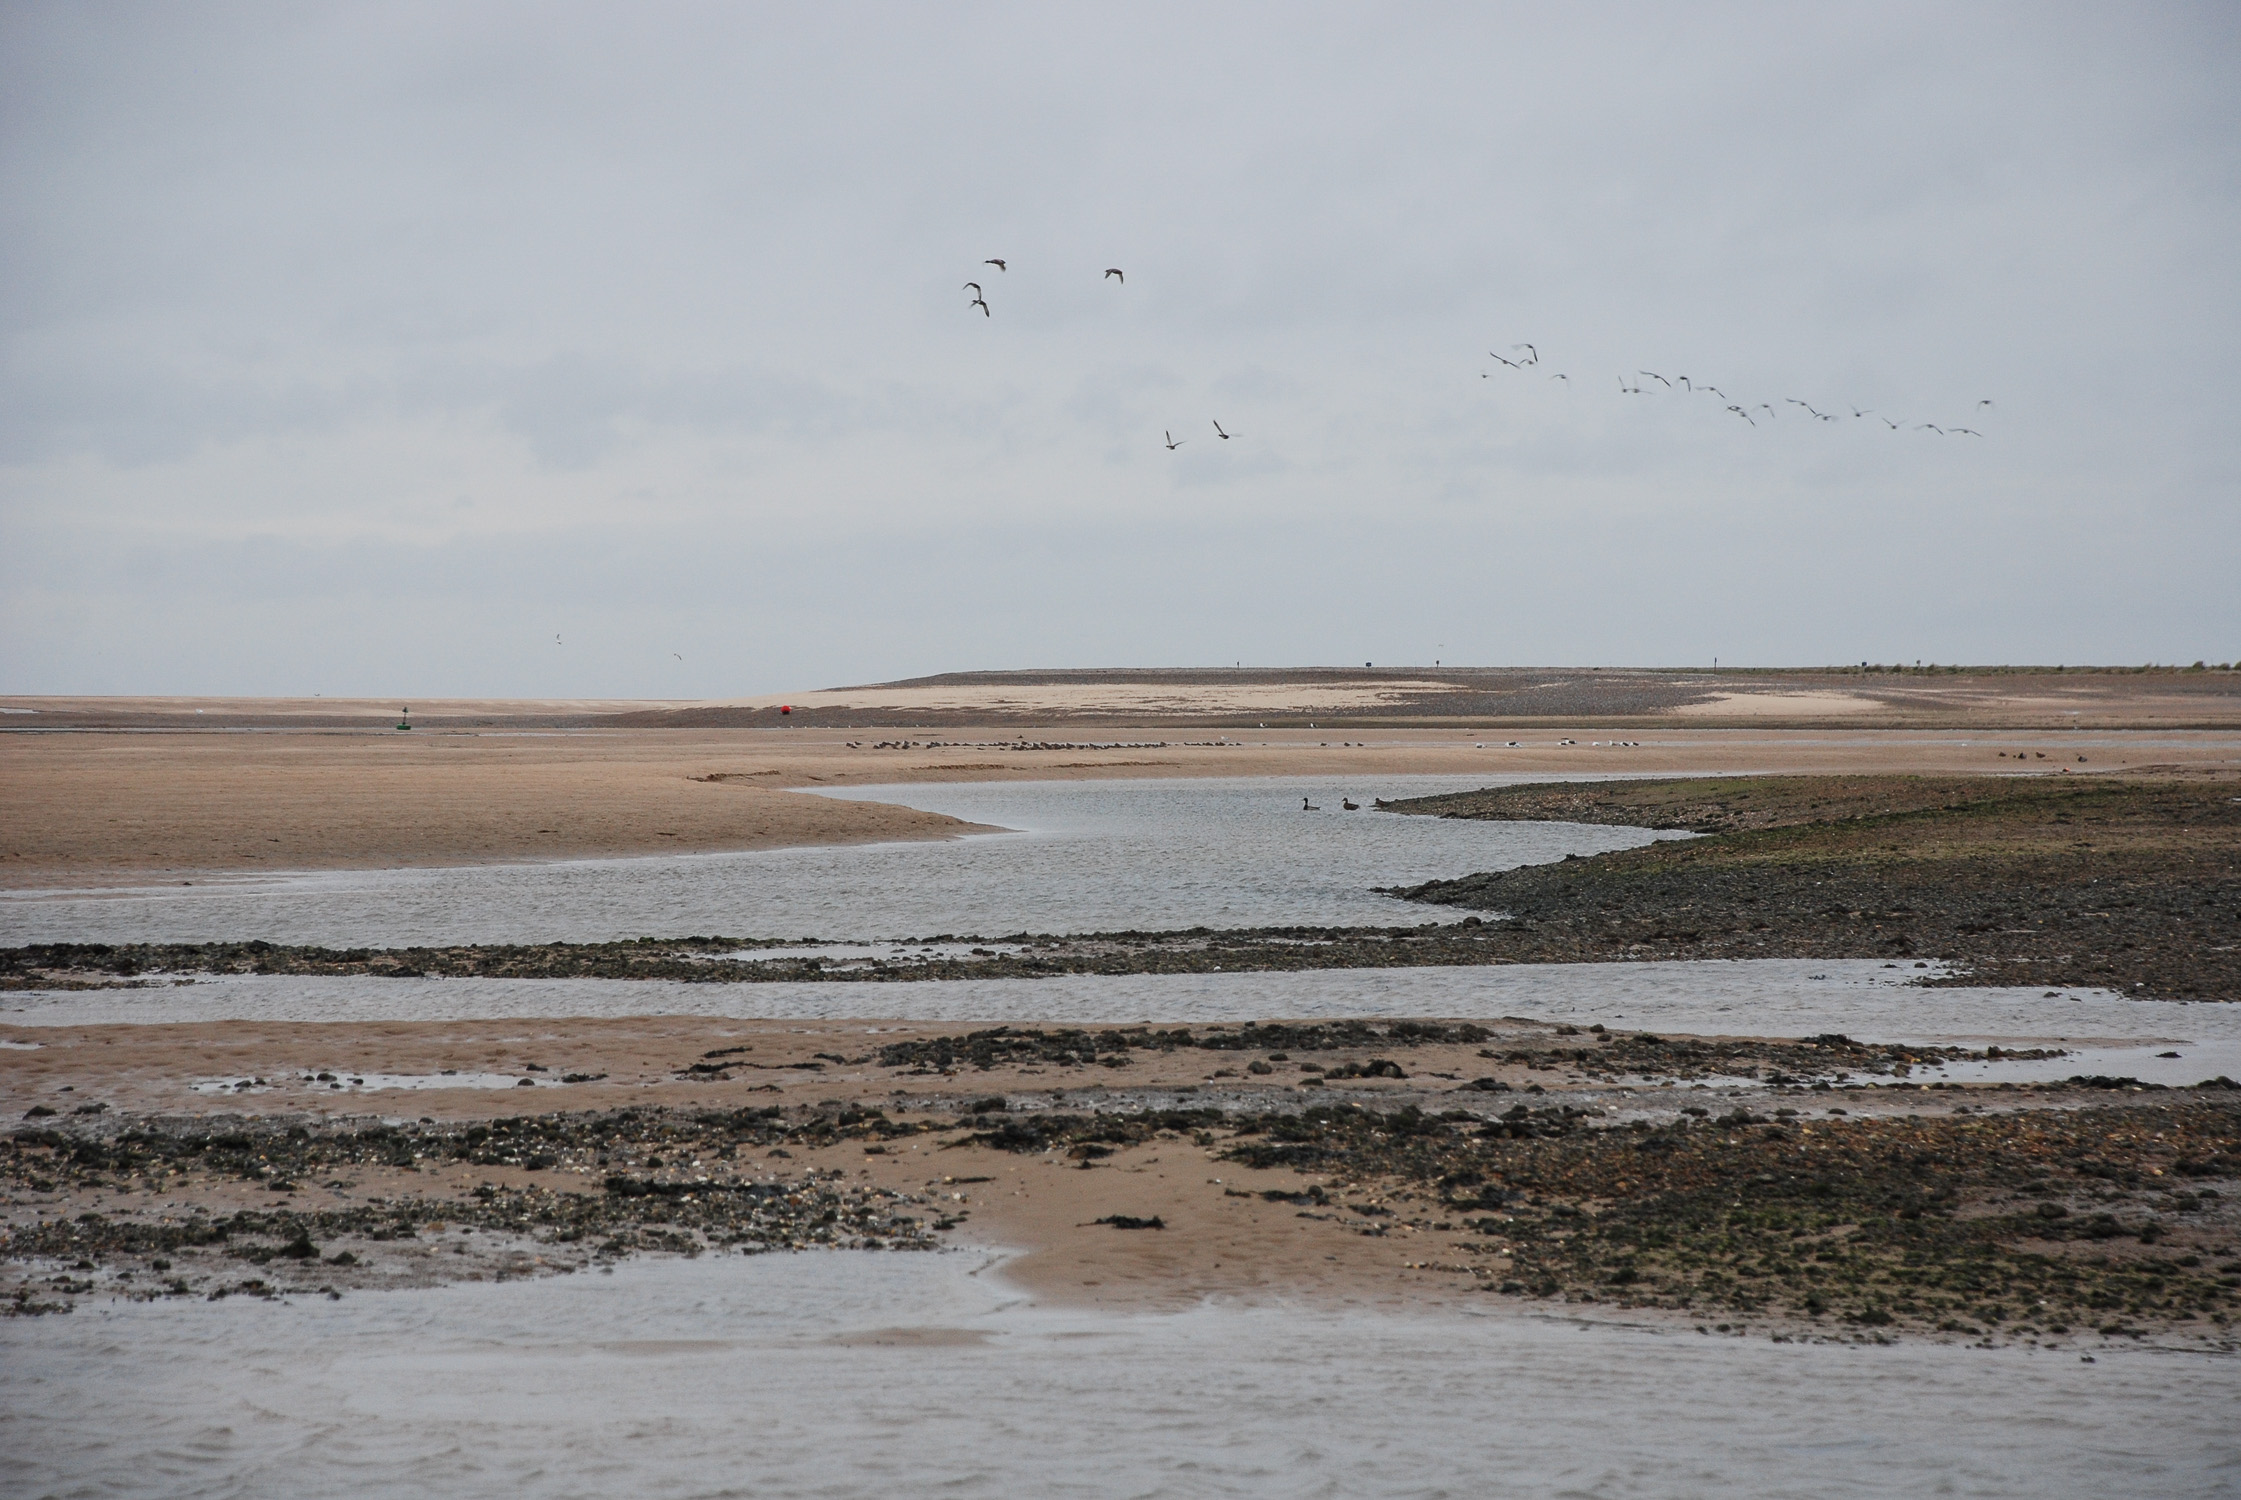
[7,686,2239,884]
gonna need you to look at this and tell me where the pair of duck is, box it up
[1301,797,1358,811]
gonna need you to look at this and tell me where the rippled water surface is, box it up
[4,1251,2232,1500]
[0,776,1675,946]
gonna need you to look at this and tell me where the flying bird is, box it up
[672,653,683,661]
[1702,386,1726,399]
[1881,417,1902,429]
[962,281,981,295]
[1513,343,1538,363]
[1548,372,1569,382]
[1212,420,1233,440]
[1951,427,1982,436]
[1104,268,1124,283]
[1851,407,1873,418]
[1976,399,1995,409]
[1757,404,1777,419]
[1917,424,1945,434]
[1677,376,1693,391]
[1641,370,1672,387]
[971,297,990,317]
[1728,404,1755,425]
[1489,353,1521,369]
[984,259,1007,271]
[1164,430,1185,450]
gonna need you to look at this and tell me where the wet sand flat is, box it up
[6,716,2238,885]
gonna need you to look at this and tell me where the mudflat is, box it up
[5,1014,2237,1342]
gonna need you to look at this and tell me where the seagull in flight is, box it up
[1881,417,1902,429]
[1917,424,1945,434]
[1548,372,1568,382]
[970,297,989,317]
[1489,353,1521,369]
[1976,399,1995,410]
[1757,404,1777,419]
[1513,343,1538,363]
[1702,385,1726,399]
[672,653,683,661]
[1677,376,1693,391]
[1950,427,1982,436]
[1728,405,1755,425]
[962,281,981,295]
[984,259,1007,271]
[1640,370,1672,388]
[1212,419,1233,440]
[1851,406,1873,418]
[1164,430,1185,450]
[554,633,562,646]
[1104,268,1124,283]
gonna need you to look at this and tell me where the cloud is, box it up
[2,2,2236,692]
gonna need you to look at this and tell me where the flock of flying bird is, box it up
[964,257,1238,449]
[962,258,1993,448]
[1482,341,1992,436]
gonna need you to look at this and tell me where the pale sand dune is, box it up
[724,680,1458,715]
[1674,690,1883,717]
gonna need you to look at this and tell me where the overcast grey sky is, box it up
[3,2,2236,697]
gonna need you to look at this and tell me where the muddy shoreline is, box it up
[10,1064,2237,1346]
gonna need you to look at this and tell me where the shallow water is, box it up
[12,960,2240,1088]
[2,1250,2231,1500]
[0,775,1678,947]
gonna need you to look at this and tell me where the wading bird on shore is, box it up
[1213,420,1233,440]
[984,258,1006,271]
[1104,268,1124,283]
[1164,431,1185,450]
